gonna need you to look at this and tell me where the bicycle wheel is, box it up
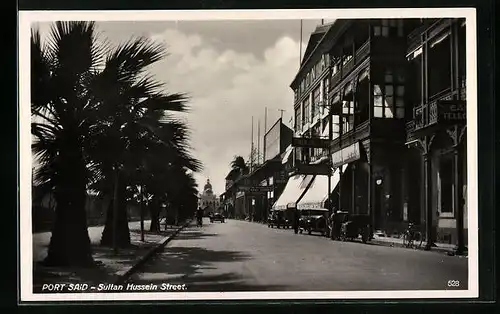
[402,233,410,248]
[413,231,423,249]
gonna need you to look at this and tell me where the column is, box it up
[368,153,374,233]
[454,137,465,254]
[423,150,433,250]
[352,163,357,214]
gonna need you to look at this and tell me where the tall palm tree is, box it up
[86,37,202,246]
[31,22,106,266]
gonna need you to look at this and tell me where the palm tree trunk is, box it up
[140,185,145,241]
[100,170,131,247]
[43,152,94,267]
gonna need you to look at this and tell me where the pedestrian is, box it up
[293,209,300,234]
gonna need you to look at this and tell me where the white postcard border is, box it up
[19,8,479,302]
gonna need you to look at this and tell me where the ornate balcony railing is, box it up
[406,89,466,141]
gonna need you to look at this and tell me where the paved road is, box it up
[128,218,468,291]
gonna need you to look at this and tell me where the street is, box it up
[127,218,468,291]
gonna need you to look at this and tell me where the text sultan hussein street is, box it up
[41,283,187,292]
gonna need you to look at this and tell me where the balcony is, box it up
[330,120,370,152]
[330,40,371,88]
[406,90,466,142]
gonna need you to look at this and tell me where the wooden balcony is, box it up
[330,40,371,88]
[406,90,466,142]
[330,120,370,152]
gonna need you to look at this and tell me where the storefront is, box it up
[272,174,314,220]
[296,164,348,211]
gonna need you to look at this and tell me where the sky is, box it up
[33,19,334,195]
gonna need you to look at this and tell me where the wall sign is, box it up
[331,142,361,168]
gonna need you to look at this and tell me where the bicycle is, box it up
[402,222,423,249]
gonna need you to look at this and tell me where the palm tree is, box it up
[84,36,203,246]
[228,155,249,180]
[31,22,106,266]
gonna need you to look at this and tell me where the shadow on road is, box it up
[174,232,219,241]
[130,246,289,291]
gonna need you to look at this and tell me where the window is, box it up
[295,107,302,131]
[342,100,354,133]
[312,87,321,117]
[373,69,405,118]
[294,89,298,101]
[269,176,273,186]
[323,78,330,114]
[374,19,400,37]
[408,47,423,107]
[303,98,310,125]
[428,31,452,97]
[343,54,352,65]
[439,156,454,214]
[458,22,466,95]
[311,68,316,81]
[306,73,310,86]
[373,85,384,118]
[397,19,404,37]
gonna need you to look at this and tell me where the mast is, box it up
[299,19,303,68]
[257,119,261,165]
[250,116,254,172]
[264,107,267,161]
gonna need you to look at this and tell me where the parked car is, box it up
[337,212,372,243]
[298,208,329,235]
[210,213,225,223]
[268,210,291,229]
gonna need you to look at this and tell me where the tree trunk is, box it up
[149,198,161,233]
[100,171,131,247]
[42,151,94,267]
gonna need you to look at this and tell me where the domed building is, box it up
[198,179,220,214]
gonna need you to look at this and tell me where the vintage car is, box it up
[210,212,225,223]
[337,212,372,243]
[298,208,329,235]
[268,210,291,229]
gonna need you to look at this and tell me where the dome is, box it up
[203,179,213,194]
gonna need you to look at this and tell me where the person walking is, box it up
[293,209,300,234]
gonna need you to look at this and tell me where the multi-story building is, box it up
[222,119,293,220]
[288,18,467,252]
[405,18,467,252]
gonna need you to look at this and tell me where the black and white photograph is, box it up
[19,8,478,301]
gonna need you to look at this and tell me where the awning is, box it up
[297,164,348,210]
[272,174,314,210]
[331,141,361,168]
[281,145,293,164]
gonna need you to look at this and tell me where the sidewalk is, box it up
[32,220,185,293]
[370,234,464,255]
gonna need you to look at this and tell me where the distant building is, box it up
[198,179,220,214]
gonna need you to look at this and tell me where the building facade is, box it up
[222,119,293,220]
[198,179,220,214]
[289,18,467,252]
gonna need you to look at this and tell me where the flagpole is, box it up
[299,19,303,68]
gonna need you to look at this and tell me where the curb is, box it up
[114,219,192,285]
[369,238,467,256]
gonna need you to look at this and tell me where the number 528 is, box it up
[447,280,460,287]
